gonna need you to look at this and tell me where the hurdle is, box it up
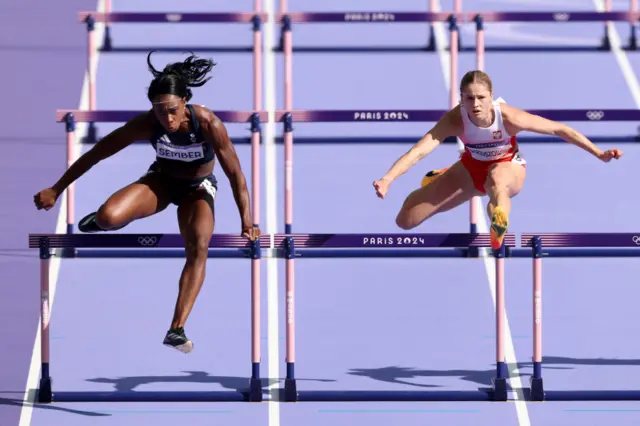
[438,0,638,51]
[275,3,638,52]
[270,107,640,239]
[263,232,515,402]
[519,233,640,402]
[55,110,268,239]
[270,8,640,145]
[77,3,266,143]
[28,232,269,403]
[271,39,517,397]
[450,0,640,53]
[277,0,462,52]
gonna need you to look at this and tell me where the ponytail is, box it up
[147,51,216,101]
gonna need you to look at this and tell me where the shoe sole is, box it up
[164,341,194,354]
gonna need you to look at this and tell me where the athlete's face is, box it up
[152,94,187,133]
[461,82,493,121]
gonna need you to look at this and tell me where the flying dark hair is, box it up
[146,51,216,102]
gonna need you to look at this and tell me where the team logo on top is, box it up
[493,130,502,140]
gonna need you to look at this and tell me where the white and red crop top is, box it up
[459,98,518,162]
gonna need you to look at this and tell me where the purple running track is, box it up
[19,0,640,425]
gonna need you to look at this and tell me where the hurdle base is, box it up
[529,377,545,401]
[249,378,263,402]
[295,389,494,402]
[544,390,640,401]
[37,377,52,403]
[601,31,611,50]
[81,122,99,144]
[492,377,508,402]
[629,24,637,51]
[49,390,249,402]
[284,378,298,402]
[102,26,112,51]
[427,26,435,51]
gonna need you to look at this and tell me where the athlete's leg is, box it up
[163,180,216,353]
[79,169,171,232]
[396,160,481,230]
[483,161,526,249]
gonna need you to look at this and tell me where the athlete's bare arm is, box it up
[51,112,154,194]
[379,107,462,184]
[199,107,257,238]
[501,104,623,160]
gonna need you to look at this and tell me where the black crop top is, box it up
[149,104,215,166]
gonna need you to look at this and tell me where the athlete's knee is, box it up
[395,209,420,230]
[484,168,509,194]
[184,233,210,261]
[96,203,127,229]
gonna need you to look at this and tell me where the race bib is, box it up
[156,142,204,162]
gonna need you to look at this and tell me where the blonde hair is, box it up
[460,70,493,94]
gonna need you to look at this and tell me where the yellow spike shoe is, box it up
[490,206,509,250]
[421,168,449,188]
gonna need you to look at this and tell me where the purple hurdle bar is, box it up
[520,233,640,402]
[272,108,640,123]
[29,233,266,403]
[275,11,640,23]
[77,8,267,142]
[275,232,516,402]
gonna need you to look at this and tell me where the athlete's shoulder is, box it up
[128,110,154,124]
[496,101,524,122]
[122,110,155,136]
[429,104,463,139]
[442,104,463,127]
[191,104,224,130]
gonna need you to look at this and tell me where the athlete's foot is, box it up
[163,327,194,354]
[490,206,509,250]
[421,167,449,188]
[78,212,125,233]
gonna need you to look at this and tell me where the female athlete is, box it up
[33,52,260,354]
[373,70,623,250]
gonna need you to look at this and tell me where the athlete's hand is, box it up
[242,225,262,241]
[373,178,391,199]
[597,148,623,162]
[34,188,59,211]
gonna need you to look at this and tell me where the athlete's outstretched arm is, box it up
[202,111,257,238]
[51,113,152,194]
[378,109,458,184]
[502,104,623,161]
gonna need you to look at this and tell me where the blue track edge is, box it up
[544,390,640,401]
[293,390,496,402]
[46,390,251,402]
[71,249,251,258]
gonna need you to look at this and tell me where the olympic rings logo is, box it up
[633,236,640,245]
[137,236,158,246]
[586,110,604,120]
[553,13,570,21]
